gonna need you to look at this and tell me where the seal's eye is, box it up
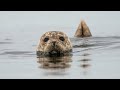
[44,37,49,42]
[59,36,65,41]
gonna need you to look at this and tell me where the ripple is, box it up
[80,59,91,62]
[72,36,120,53]
[0,51,35,56]
[4,38,12,41]
[0,42,13,44]
[73,44,97,48]
[80,64,91,68]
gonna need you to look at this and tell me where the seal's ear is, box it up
[74,20,92,37]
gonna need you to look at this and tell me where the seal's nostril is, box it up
[52,41,56,46]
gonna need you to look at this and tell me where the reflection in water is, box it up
[73,37,92,76]
[79,52,91,75]
[37,56,72,69]
[80,59,91,69]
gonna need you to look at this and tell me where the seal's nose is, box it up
[52,41,56,46]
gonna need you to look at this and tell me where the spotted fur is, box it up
[37,31,72,56]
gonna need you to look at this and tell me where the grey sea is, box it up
[0,11,120,79]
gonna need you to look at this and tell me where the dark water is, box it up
[0,11,120,79]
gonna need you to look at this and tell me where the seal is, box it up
[37,20,92,57]
[74,20,92,37]
[37,31,73,56]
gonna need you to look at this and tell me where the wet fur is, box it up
[37,31,72,56]
[37,20,92,56]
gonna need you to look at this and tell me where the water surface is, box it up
[0,11,120,79]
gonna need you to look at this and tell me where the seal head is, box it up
[37,31,72,56]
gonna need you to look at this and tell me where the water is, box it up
[0,11,120,79]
